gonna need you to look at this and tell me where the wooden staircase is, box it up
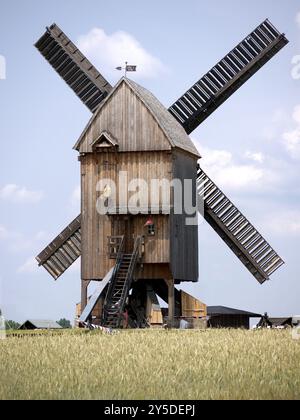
[102,237,142,329]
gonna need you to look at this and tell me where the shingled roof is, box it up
[74,77,200,158]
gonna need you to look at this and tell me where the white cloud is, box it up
[217,165,264,190]
[292,105,300,124]
[77,28,167,81]
[262,109,289,141]
[0,184,44,204]
[263,210,300,237]
[282,128,300,159]
[196,144,265,191]
[198,147,232,168]
[296,12,300,28]
[244,151,265,164]
[17,257,39,274]
[0,226,49,254]
[282,105,300,160]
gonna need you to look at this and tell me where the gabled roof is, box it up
[126,79,200,157]
[207,306,261,318]
[19,320,62,330]
[74,77,200,158]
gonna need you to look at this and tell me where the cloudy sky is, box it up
[0,0,299,323]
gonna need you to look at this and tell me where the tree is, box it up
[5,320,21,330]
[57,318,72,329]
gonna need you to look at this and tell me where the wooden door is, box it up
[112,216,134,253]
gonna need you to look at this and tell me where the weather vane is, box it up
[116,61,137,78]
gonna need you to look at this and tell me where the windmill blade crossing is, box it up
[197,168,284,283]
[169,19,288,134]
[35,24,113,113]
[36,215,81,280]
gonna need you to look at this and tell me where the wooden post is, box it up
[166,279,175,327]
[81,280,90,315]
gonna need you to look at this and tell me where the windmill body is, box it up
[35,20,288,328]
[75,77,200,287]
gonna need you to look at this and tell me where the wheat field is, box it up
[0,329,299,400]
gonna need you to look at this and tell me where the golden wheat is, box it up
[0,329,299,400]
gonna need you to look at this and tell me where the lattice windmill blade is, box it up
[169,19,289,134]
[36,216,81,280]
[197,169,284,284]
[35,24,113,113]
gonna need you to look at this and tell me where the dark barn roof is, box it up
[19,320,62,330]
[268,318,293,327]
[207,306,261,318]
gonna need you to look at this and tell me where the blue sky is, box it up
[0,0,300,323]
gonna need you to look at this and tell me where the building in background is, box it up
[19,320,63,330]
[207,306,261,329]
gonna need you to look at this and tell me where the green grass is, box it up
[0,329,299,400]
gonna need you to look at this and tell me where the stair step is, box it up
[102,239,141,328]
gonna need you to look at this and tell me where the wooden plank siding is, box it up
[78,78,199,283]
[81,154,113,280]
[181,291,207,318]
[170,151,199,282]
[77,81,171,154]
[81,152,173,280]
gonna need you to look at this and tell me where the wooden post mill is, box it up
[35,20,287,328]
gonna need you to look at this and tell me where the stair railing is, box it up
[118,236,143,316]
[102,236,142,328]
[102,235,125,324]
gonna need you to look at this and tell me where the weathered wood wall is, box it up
[81,152,173,280]
[181,291,207,318]
[170,150,199,282]
[77,81,171,154]
[79,78,199,283]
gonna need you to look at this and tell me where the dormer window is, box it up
[91,131,119,152]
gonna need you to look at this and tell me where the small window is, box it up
[148,224,155,236]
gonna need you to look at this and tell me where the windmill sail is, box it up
[36,215,81,280]
[169,19,288,134]
[35,24,113,113]
[197,169,284,283]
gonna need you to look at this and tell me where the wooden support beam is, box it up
[81,280,91,315]
[165,279,175,327]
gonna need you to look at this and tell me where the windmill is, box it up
[35,20,288,328]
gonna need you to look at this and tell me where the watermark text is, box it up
[292,55,300,80]
[0,55,6,80]
[95,172,204,226]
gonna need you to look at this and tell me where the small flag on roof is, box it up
[126,65,137,72]
[116,62,137,77]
